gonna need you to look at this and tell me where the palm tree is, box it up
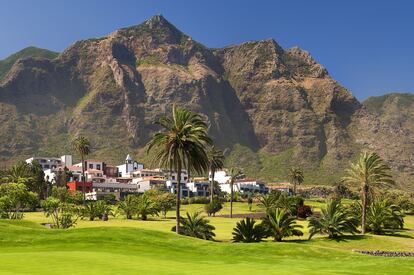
[365,198,404,234]
[227,167,244,218]
[136,195,158,220]
[262,208,303,241]
[1,162,32,183]
[308,199,359,239]
[71,136,91,204]
[288,167,304,195]
[342,152,394,234]
[207,146,225,203]
[146,104,212,233]
[171,212,216,240]
[232,217,265,243]
[118,195,137,219]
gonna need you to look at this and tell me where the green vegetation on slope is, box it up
[0,47,59,80]
[363,93,414,115]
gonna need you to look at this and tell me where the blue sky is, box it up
[0,0,412,100]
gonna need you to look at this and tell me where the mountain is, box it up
[0,47,59,80]
[0,15,413,190]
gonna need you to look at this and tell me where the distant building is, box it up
[220,179,268,194]
[187,180,210,197]
[26,156,64,171]
[268,185,293,195]
[117,154,144,177]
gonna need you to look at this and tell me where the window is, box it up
[51,165,56,169]
[44,165,50,169]
[40,159,46,163]
[89,164,93,169]
[96,164,101,170]
[172,176,175,180]
[184,177,187,181]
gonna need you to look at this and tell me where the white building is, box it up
[187,180,210,197]
[117,154,144,177]
[209,170,230,184]
[220,179,268,194]
[26,156,66,171]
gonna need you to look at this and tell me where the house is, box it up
[117,154,144,177]
[67,181,93,193]
[268,185,293,195]
[26,155,72,171]
[135,178,167,193]
[74,159,105,172]
[220,179,268,194]
[85,182,140,200]
[209,170,230,184]
[187,180,210,197]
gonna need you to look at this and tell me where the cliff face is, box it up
[0,15,413,189]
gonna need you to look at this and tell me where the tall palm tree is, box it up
[146,104,212,234]
[71,136,91,204]
[288,167,304,195]
[227,167,244,218]
[342,152,394,234]
[207,146,225,203]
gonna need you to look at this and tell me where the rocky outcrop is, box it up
[0,15,413,189]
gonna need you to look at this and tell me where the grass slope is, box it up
[0,202,413,274]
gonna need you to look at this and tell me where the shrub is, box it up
[84,200,112,221]
[118,195,137,219]
[42,197,78,229]
[148,191,175,218]
[366,198,404,234]
[308,199,359,239]
[171,212,215,240]
[232,217,265,243]
[262,208,303,241]
[136,195,158,220]
[297,205,313,219]
[204,199,223,217]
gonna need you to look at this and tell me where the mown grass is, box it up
[0,201,413,274]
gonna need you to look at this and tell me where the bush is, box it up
[262,208,303,242]
[204,199,223,217]
[297,205,313,219]
[308,199,359,239]
[171,212,215,240]
[147,190,175,218]
[232,217,265,243]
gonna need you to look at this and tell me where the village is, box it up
[25,154,283,201]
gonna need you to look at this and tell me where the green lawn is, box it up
[0,202,413,274]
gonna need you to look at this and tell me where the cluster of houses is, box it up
[25,154,291,201]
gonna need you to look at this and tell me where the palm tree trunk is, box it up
[293,180,297,196]
[361,183,368,235]
[81,155,86,205]
[210,170,215,203]
[230,181,233,218]
[176,163,182,234]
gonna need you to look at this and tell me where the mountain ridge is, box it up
[0,15,413,190]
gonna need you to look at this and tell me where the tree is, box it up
[72,136,91,204]
[232,217,265,243]
[83,200,112,221]
[136,195,158,220]
[146,104,211,233]
[308,199,359,239]
[342,152,394,234]
[1,161,32,184]
[207,146,225,203]
[351,198,405,235]
[262,208,303,242]
[171,212,216,240]
[148,190,175,219]
[0,182,38,219]
[118,195,137,219]
[288,167,304,195]
[227,168,244,218]
[42,197,78,229]
[204,199,223,217]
